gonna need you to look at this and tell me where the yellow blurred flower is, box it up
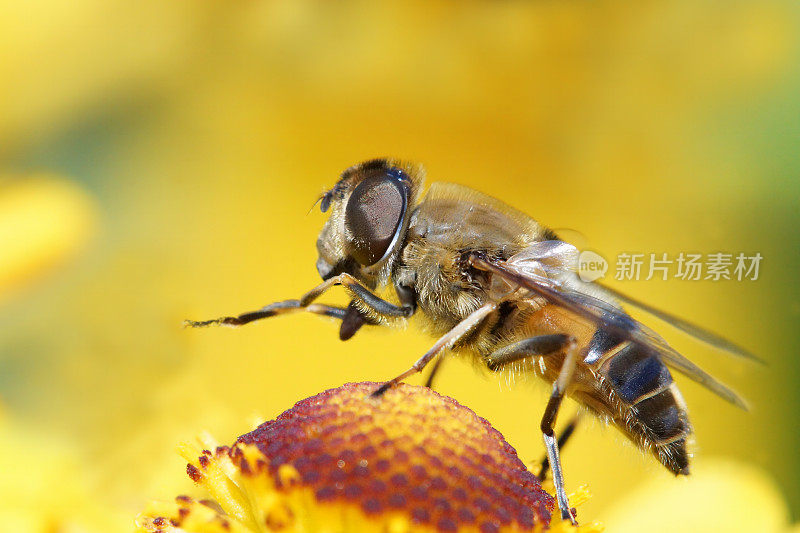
[602,458,795,533]
[0,175,96,303]
[137,383,600,533]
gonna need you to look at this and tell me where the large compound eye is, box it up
[344,171,407,266]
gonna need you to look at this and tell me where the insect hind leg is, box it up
[540,337,579,525]
[485,333,582,505]
[537,414,581,481]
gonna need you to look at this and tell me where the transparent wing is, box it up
[471,253,749,409]
[508,241,761,364]
[595,281,764,364]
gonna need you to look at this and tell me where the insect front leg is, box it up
[300,273,416,321]
[338,302,377,341]
[184,300,350,328]
[541,337,579,525]
[185,272,412,337]
[371,303,497,397]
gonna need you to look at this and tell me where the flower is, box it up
[600,458,795,532]
[136,382,601,533]
[0,175,95,304]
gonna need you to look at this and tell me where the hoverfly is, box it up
[186,158,759,523]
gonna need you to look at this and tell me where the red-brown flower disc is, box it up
[228,382,555,531]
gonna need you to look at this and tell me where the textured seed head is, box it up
[137,382,597,533]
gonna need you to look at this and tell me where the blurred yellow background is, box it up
[1,1,799,531]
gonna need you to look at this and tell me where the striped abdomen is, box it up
[587,327,692,475]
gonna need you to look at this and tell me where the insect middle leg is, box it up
[485,334,570,371]
[423,355,447,389]
[371,303,497,397]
